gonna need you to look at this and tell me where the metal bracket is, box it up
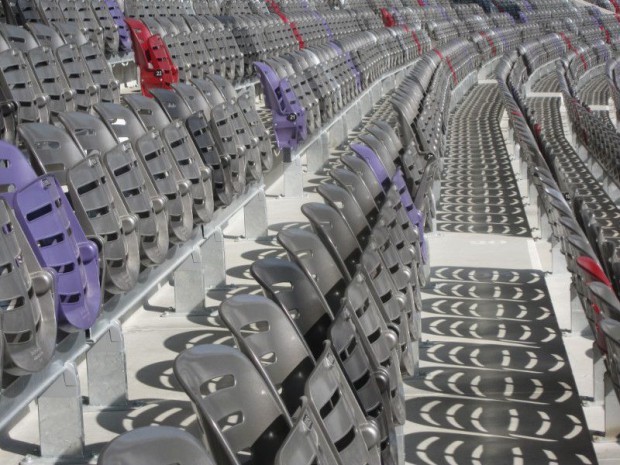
[283,157,304,198]
[244,189,268,239]
[86,322,128,408]
[38,364,84,460]
[173,250,205,313]
[202,228,226,288]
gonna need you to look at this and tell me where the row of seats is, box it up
[15,0,131,56]
[0,20,122,140]
[557,49,620,295]
[0,57,273,384]
[6,0,620,459]
[93,7,495,461]
[255,26,431,150]
[497,36,620,440]
[101,32,486,465]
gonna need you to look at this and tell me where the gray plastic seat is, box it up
[220,294,315,416]
[0,199,56,377]
[123,95,215,224]
[0,23,39,52]
[250,257,335,359]
[198,75,264,178]
[173,344,292,465]
[26,46,76,117]
[151,88,235,207]
[0,48,49,141]
[98,426,215,465]
[306,344,381,465]
[318,183,419,278]
[80,41,120,103]
[55,43,100,112]
[26,22,66,50]
[277,228,348,313]
[173,83,248,192]
[57,111,170,260]
[275,397,342,465]
[329,301,399,465]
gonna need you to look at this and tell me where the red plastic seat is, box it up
[125,18,178,96]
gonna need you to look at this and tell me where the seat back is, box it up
[301,202,361,280]
[277,228,348,313]
[250,258,334,358]
[276,396,341,465]
[220,294,315,415]
[98,426,215,465]
[174,344,291,465]
[305,344,381,465]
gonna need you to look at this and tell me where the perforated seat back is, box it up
[305,344,381,465]
[134,131,193,243]
[122,94,170,132]
[329,305,398,462]
[0,199,56,376]
[250,258,334,359]
[301,202,361,280]
[220,294,314,416]
[275,397,340,465]
[103,0,131,52]
[55,43,99,112]
[54,21,89,47]
[58,111,118,155]
[90,0,119,57]
[161,120,214,224]
[277,228,347,314]
[17,0,44,23]
[0,49,49,139]
[27,46,75,117]
[0,23,39,52]
[173,344,292,465]
[103,142,169,266]
[98,426,215,465]
[80,41,120,103]
[25,22,65,50]
[0,142,101,332]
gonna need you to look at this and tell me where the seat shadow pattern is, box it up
[404,266,597,465]
[437,85,530,237]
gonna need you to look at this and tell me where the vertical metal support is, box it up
[359,91,372,117]
[570,283,588,335]
[371,81,383,106]
[328,116,348,149]
[173,249,205,313]
[244,189,268,239]
[282,157,304,198]
[345,102,362,133]
[306,135,328,173]
[87,322,129,407]
[604,373,620,439]
[593,343,605,405]
[38,363,84,459]
[202,229,226,288]
[551,239,566,275]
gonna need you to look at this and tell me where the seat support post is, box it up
[38,363,84,460]
[86,322,129,407]
[174,250,206,313]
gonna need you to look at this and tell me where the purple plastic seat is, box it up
[254,61,307,153]
[104,0,132,53]
[351,143,429,264]
[0,142,101,332]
